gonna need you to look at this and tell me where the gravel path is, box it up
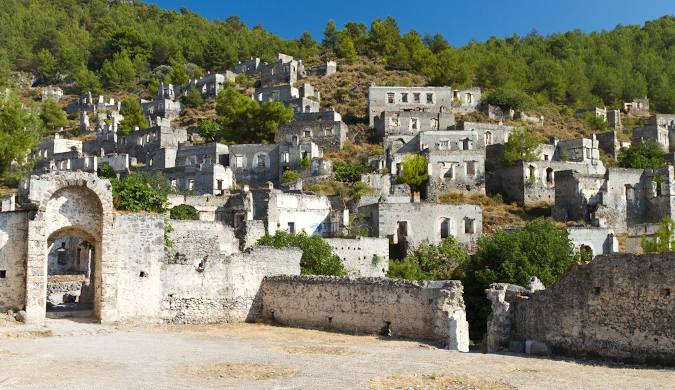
[0,319,672,389]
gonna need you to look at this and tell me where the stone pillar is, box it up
[24,218,48,324]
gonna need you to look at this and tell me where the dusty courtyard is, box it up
[0,319,673,390]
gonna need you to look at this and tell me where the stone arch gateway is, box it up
[23,173,117,324]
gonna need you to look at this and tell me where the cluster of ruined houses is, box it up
[1,52,673,364]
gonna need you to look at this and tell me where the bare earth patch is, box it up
[182,362,298,381]
[271,344,359,356]
[370,374,514,390]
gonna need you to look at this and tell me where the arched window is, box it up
[528,165,536,181]
[440,218,453,239]
[462,138,471,150]
[484,131,493,145]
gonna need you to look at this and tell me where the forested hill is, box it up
[0,0,673,112]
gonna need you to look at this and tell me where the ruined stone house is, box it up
[632,114,675,152]
[276,110,348,152]
[486,136,605,206]
[254,83,321,114]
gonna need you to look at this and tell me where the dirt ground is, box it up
[0,319,673,390]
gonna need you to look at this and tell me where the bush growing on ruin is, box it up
[181,87,203,108]
[281,169,301,184]
[456,218,577,339]
[396,154,428,192]
[196,119,220,142]
[387,236,468,281]
[257,231,346,276]
[119,96,149,136]
[110,172,170,213]
[618,140,666,169]
[97,164,116,180]
[501,128,540,166]
[333,161,373,183]
[170,204,199,220]
[214,84,293,143]
[641,218,675,253]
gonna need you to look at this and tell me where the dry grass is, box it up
[438,192,550,234]
[325,141,384,165]
[370,374,514,390]
[174,100,218,129]
[271,345,359,356]
[182,362,297,381]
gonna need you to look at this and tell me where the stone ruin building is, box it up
[622,97,650,115]
[487,136,606,206]
[631,114,675,152]
[0,171,470,352]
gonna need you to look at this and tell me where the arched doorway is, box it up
[46,227,98,318]
[23,173,116,324]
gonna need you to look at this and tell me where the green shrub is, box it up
[456,218,577,340]
[97,164,116,179]
[618,140,666,169]
[281,169,302,184]
[387,236,468,281]
[333,161,373,182]
[257,230,346,276]
[396,154,428,192]
[170,204,199,220]
[111,172,170,213]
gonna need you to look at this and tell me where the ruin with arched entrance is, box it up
[0,171,302,325]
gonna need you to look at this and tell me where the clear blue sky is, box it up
[146,0,674,46]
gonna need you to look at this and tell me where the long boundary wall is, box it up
[259,276,469,351]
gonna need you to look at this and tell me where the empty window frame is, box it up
[464,218,475,234]
[466,161,477,177]
[426,93,434,104]
[413,93,421,103]
[401,93,408,103]
[387,92,395,104]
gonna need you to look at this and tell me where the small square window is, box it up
[401,93,408,103]
[426,93,434,104]
[413,93,421,103]
[387,92,395,104]
[0,270,6,279]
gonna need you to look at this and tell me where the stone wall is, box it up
[113,213,165,322]
[259,276,469,351]
[161,247,301,324]
[486,253,675,364]
[0,212,28,311]
[325,237,389,277]
[168,220,238,260]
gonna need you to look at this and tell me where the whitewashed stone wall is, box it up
[161,247,302,324]
[113,213,165,322]
[325,237,389,277]
[168,220,238,259]
[0,212,28,311]
[259,276,469,351]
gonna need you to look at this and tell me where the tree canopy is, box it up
[0,93,43,178]
[618,140,666,169]
[502,128,540,166]
[0,1,671,112]
[397,154,429,192]
[214,84,292,143]
[119,96,149,135]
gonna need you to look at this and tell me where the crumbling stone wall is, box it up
[325,237,389,277]
[259,276,469,351]
[0,212,28,311]
[161,247,301,324]
[486,253,675,364]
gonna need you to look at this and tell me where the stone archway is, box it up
[23,172,116,324]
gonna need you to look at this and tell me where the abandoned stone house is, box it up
[183,71,237,98]
[141,82,183,121]
[276,110,348,152]
[552,166,675,236]
[260,53,302,87]
[254,83,321,114]
[452,122,512,148]
[596,131,631,160]
[631,114,675,152]
[375,110,457,142]
[41,86,63,102]
[358,200,482,256]
[234,57,263,75]
[576,106,622,129]
[622,97,650,115]
[486,136,605,206]
[387,131,486,199]
[368,86,481,127]
[67,92,120,114]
